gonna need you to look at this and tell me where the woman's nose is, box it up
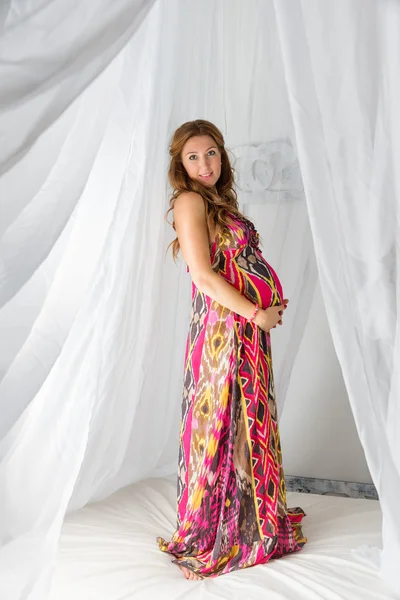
[199,156,210,169]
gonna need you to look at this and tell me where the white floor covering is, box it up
[50,475,397,600]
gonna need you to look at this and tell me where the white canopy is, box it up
[0,1,399,598]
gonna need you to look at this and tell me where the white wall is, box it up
[279,279,373,484]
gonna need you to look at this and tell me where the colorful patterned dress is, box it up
[157,211,307,578]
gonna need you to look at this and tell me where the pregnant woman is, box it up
[157,120,307,580]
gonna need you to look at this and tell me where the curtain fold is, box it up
[273,0,400,594]
[0,0,155,175]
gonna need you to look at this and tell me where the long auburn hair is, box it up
[165,119,245,261]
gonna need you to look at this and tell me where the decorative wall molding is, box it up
[285,475,378,500]
[231,138,304,205]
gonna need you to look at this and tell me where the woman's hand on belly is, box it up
[254,299,289,332]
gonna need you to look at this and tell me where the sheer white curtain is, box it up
[274,0,400,595]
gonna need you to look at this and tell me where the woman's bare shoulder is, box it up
[173,191,204,213]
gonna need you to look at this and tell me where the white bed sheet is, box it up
[50,476,395,600]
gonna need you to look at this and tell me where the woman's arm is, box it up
[173,192,286,331]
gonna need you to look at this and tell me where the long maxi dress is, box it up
[157,211,307,578]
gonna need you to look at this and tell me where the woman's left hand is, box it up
[272,298,288,328]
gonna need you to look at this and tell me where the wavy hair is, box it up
[165,119,245,261]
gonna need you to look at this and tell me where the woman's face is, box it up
[181,135,222,187]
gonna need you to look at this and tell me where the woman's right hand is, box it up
[254,300,289,333]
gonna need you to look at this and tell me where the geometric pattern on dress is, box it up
[157,211,307,577]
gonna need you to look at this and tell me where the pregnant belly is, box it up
[240,253,284,310]
[211,246,284,311]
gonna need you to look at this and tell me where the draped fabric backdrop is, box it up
[0,0,398,598]
[274,0,400,593]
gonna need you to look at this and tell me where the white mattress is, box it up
[50,476,395,600]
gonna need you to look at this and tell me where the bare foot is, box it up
[179,565,202,580]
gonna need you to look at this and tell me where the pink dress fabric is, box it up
[157,212,307,577]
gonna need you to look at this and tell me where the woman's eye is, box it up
[189,155,197,161]
[208,150,216,156]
